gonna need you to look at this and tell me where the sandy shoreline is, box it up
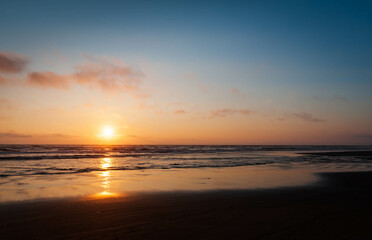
[0,171,371,240]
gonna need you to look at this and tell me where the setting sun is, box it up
[101,126,114,140]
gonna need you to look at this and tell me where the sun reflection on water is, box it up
[101,157,111,169]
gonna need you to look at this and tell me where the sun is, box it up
[101,126,114,139]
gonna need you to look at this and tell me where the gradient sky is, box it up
[0,0,371,144]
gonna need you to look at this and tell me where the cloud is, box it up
[28,71,70,90]
[26,55,143,94]
[73,56,142,93]
[0,52,144,95]
[210,108,255,118]
[0,75,6,85]
[41,133,73,138]
[279,112,324,122]
[0,52,29,74]
[231,88,240,94]
[292,112,324,122]
[0,99,13,121]
[0,98,14,110]
[0,131,32,138]
[0,131,75,138]
[0,116,10,121]
[185,72,209,93]
[173,109,186,114]
[136,102,158,110]
[231,88,245,97]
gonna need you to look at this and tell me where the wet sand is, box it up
[0,171,371,240]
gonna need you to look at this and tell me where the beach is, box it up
[1,171,371,240]
[0,146,371,239]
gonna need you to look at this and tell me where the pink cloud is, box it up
[231,88,241,94]
[173,109,186,114]
[185,72,209,93]
[291,112,324,122]
[0,98,14,110]
[231,88,245,98]
[26,55,143,94]
[210,108,255,118]
[28,71,70,90]
[0,52,29,74]
[278,112,325,122]
[0,52,144,96]
[0,116,10,121]
[231,87,246,97]
[41,133,74,138]
[0,75,6,85]
[0,131,32,138]
[73,57,142,93]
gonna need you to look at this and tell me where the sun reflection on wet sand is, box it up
[0,164,322,203]
[93,157,119,199]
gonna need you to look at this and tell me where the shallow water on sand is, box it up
[0,166,318,202]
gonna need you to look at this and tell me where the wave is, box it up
[0,145,371,178]
[0,153,151,161]
[0,161,277,178]
[0,144,370,155]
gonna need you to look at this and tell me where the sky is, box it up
[0,0,371,144]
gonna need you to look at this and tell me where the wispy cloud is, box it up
[0,75,6,85]
[185,72,209,93]
[41,133,74,138]
[28,71,70,90]
[279,112,324,122]
[0,116,10,121]
[0,52,143,95]
[210,108,255,118]
[0,131,32,138]
[73,55,143,93]
[0,98,14,110]
[0,52,29,74]
[27,55,143,94]
[231,88,245,97]
[173,109,186,114]
[0,98,13,121]
[292,112,324,122]
[0,131,75,138]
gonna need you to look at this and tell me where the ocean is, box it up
[0,145,371,202]
[1,145,371,177]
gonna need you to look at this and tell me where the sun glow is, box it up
[101,126,114,140]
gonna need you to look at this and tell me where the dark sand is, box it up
[1,171,372,240]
